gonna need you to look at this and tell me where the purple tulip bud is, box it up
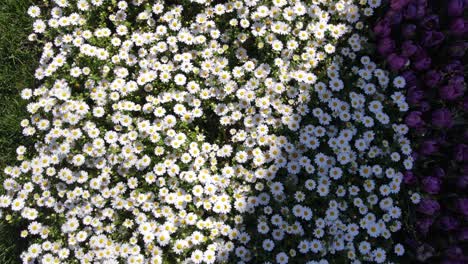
[405,111,425,128]
[421,30,445,47]
[416,2,428,19]
[433,167,446,178]
[454,144,468,162]
[418,198,440,215]
[387,53,407,71]
[424,70,442,88]
[402,70,418,86]
[450,18,468,35]
[421,15,440,30]
[405,238,420,250]
[402,41,418,57]
[463,97,468,111]
[457,198,468,216]
[389,10,403,25]
[403,170,417,184]
[377,38,396,56]
[374,19,392,37]
[458,228,468,241]
[439,84,464,101]
[458,175,468,189]
[419,101,431,112]
[420,140,439,156]
[463,165,468,175]
[445,246,465,260]
[448,0,465,17]
[448,42,468,58]
[432,108,453,128]
[449,75,465,86]
[444,60,464,74]
[402,23,417,39]
[391,0,411,10]
[438,215,459,231]
[417,218,434,235]
[417,243,435,262]
[441,258,466,264]
[413,56,432,71]
[404,3,418,19]
[407,88,425,105]
[422,176,441,194]
[412,49,432,71]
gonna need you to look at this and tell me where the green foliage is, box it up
[0,0,38,262]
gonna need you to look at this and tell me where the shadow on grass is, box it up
[0,0,38,263]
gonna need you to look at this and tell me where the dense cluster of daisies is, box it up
[1,0,413,263]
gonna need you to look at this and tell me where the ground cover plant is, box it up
[0,0,465,263]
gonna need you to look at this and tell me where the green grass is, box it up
[0,0,38,262]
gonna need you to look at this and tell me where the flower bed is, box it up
[374,0,467,262]
[3,0,465,263]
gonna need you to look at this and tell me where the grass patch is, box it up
[0,0,38,262]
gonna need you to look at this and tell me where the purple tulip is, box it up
[432,108,453,128]
[418,198,440,215]
[422,176,441,194]
[448,0,465,17]
[387,53,407,71]
[405,111,425,128]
